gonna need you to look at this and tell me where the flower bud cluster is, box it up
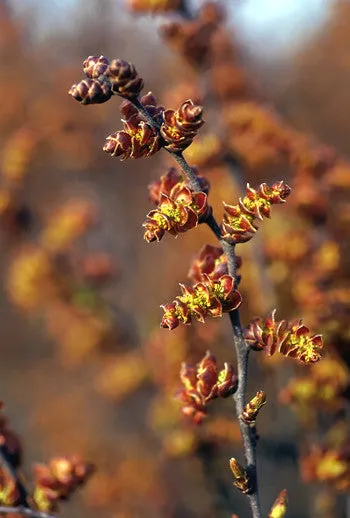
[175,351,237,423]
[158,244,242,329]
[221,181,291,244]
[148,167,209,205]
[33,456,94,512]
[69,55,144,105]
[122,91,165,127]
[68,78,112,105]
[244,309,323,364]
[103,92,162,160]
[70,58,204,157]
[161,273,242,330]
[144,169,210,242]
[160,100,204,152]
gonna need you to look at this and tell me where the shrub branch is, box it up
[129,95,262,518]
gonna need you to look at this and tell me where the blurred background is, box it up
[0,1,349,518]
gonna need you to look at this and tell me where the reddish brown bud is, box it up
[197,351,218,398]
[148,168,183,205]
[69,78,112,105]
[160,99,204,152]
[83,55,110,79]
[109,59,144,98]
[161,274,241,329]
[120,92,164,126]
[140,91,165,125]
[143,180,210,242]
[143,212,168,243]
[120,99,139,120]
[175,351,237,423]
[160,302,180,330]
[214,274,242,310]
[148,167,210,209]
[103,131,132,159]
[104,115,161,160]
[188,244,241,283]
[178,100,203,131]
[217,363,237,397]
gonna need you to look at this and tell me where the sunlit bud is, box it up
[269,489,288,518]
[242,391,266,424]
[229,458,250,494]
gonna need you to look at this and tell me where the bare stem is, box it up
[169,152,203,193]
[129,95,262,518]
[0,507,55,518]
[229,310,261,518]
[132,98,161,130]
[0,445,30,508]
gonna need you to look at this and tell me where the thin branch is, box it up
[0,506,55,518]
[133,100,242,284]
[129,96,262,518]
[168,152,203,193]
[132,98,161,131]
[229,310,261,518]
[0,445,30,508]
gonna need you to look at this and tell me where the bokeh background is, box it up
[0,1,349,518]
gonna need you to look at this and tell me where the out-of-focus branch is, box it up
[0,506,55,518]
[0,444,29,508]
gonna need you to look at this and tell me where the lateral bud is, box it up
[83,55,110,79]
[108,59,144,98]
[241,390,266,424]
[229,458,250,494]
[69,78,112,105]
[268,489,288,518]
